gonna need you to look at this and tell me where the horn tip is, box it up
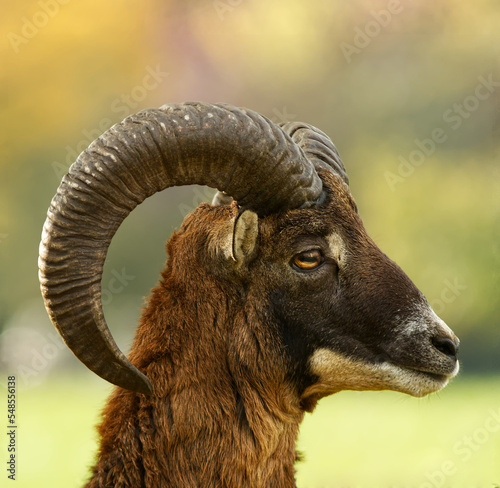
[139,377,154,396]
[121,373,154,396]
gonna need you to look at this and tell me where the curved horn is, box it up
[212,120,348,207]
[279,122,349,185]
[38,102,323,395]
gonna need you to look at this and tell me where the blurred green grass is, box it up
[11,374,500,487]
[296,376,500,487]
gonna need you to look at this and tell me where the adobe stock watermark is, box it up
[51,64,169,180]
[178,186,217,220]
[213,0,245,21]
[0,328,66,389]
[8,0,71,54]
[385,73,500,191]
[419,406,500,488]
[270,106,298,125]
[340,0,403,64]
[429,278,466,315]
[101,268,135,306]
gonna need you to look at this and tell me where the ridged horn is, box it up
[212,120,348,207]
[278,122,349,185]
[38,102,324,395]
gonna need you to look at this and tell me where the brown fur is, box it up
[85,206,304,487]
[83,171,458,486]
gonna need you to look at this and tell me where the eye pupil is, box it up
[293,250,323,270]
[301,253,318,263]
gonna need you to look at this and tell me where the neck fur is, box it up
[86,274,305,488]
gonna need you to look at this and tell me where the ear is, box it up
[232,210,259,264]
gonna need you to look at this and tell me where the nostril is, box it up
[432,336,459,360]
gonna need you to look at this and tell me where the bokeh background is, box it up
[1,0,499,486]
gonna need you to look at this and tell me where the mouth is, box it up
[414,370,448,382]
[305,348,460,401]
[408,356,460,381]
[391,360,460,397]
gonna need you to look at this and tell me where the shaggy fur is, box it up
[86,205,306,487]
[83,172,458,487]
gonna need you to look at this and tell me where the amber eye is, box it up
[292,249,324,271]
